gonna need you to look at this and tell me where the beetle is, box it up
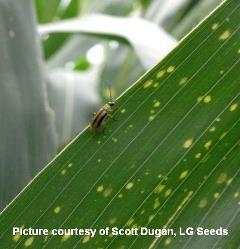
[90,89,116,132]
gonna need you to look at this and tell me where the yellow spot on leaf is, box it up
[148,115,155,122]
[131,224,139,229]
[103,188,113,198]
[126,182,134,190]
[118,193,123,198]
[204,140,212,150]
[150,109,155,114]
[153,198,160,209]
[61,234,70,242]
[220,132,227,140]
[179,170,188,179]
[164,237,172,246]
[148,215,154,222]
[24,237,34,247]
[154,184,165,194]
[229,103,238,112]
[117,246,126,249]
[112,137,118,143]
[217,173,227,184]
[226,178,233,186]
[179,77,188,86]
[209,126,216,132]
[121,108,126,114]
[153,82,159,88]
[198,198,207,208]
[219,70,224,74]
[109,217,117,225]
[234,192,239,198]
[211,23,219,30]
[140,209,145,215]
[162,191,193,235]
[82,235,90,244]
[126,217,134,226]
[219,30,231,40]
[97,185,104,192]
[13,233,21,242]
[203,95,212,103]
[61,169,67,175]
[143,80,153,88]
[213,192,220,199]
[97,158,102,163]
[53,206,61,214]
[156,70,165,79]
[165,188,172,197]
[195,153,201,159]
[153,101,161,108]
[167,66,175,73]
[197,96,203,102]
[183,138,193,149]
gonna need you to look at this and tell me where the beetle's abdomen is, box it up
[91,108,108,130]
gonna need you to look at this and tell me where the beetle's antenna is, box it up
[108,87,113,102]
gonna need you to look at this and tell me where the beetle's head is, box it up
[108,101,115,107]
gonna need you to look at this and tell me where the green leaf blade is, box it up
[1,0,240,249]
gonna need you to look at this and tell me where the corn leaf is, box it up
[1,0,240,248]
